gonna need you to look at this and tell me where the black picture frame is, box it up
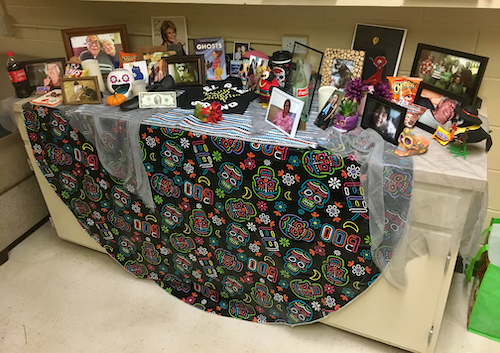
[22,58,66,92]
[361,94,406,145]
[352,23,407,85]
[413,86,461,134]
[163,55,205,88]
[410,43,488,107]
[61,25,130,75]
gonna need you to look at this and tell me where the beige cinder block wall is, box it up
[1,1,499,226]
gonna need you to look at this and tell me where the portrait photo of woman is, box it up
[152,17,189,55]
[361,95,406,144]
[265,88,304,138]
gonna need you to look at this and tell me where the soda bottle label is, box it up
[8,69,28,83]
[295,86,309,98]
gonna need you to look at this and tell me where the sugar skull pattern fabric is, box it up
[23,103,412,325]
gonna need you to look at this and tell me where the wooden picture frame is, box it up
[265,88,304,138]
[163,55,205,88]
[22,58,66,92]
[361,94,406,145]
[410,43,488,107]
[351,23,407,85]
[61,25,129,75]
[61,77,102,105]
[320,48,365,88]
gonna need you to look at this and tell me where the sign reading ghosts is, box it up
[107,68,134,98]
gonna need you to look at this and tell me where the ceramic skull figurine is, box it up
[107,68,134,98]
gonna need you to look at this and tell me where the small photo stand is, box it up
[410,43,488,107]
[164,55,205,88]
[414,87,461,133]
[22,58,66,91]
[292,42,324,116]
[320,48,364,88]
[361,94,406,145]
[351,23,407,85]
[151,16,189,55]
[314,89,345,130]
[61,25,129,74]
[265,88,304,138]
[233,41,250,60]
[61,77,102,105]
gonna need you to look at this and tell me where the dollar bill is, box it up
[138,92,177,109]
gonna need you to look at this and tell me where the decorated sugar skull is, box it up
[118,236,135,257]
[50,111,68,140]
[83,175,101,202]
[321,256,349,286]
[161,203,183,229]
[59,171,78,193]
[107,68,134,98]
[251,283,272,308]
[124,260,147,278]
[302,150,343,177]
[217,162,243,194]
[225,198,256,222]
[252,166,280,201]
[286,300,313,324]
[298,179,329,211]
[142,242,160,265]
[279,214,315,242]
[161,141,183,171]
[215,248,243,272]
[284,248,313,275]
[229,299,255,320]
[225,223,250,249]
[222,276,244,296]
[290,279,323,300]
[111,185,130,210]
[169,233,195,253]
[189,209,212,237]
[173,253,192,274]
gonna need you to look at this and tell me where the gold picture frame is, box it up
[320,48,365,88]
[61,77,102,105]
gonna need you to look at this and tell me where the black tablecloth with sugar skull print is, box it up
[23,102,413,325]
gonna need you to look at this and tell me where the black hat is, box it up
[455,105,482,126]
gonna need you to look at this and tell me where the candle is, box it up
[81,59,106,92]
[132,80,147,96]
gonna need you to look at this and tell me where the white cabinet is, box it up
[321,129,488,353]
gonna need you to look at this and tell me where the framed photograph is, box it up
[414,86,461,133]
[410,43,488,107]
[292,42,324,115]
[320,48,365,88]
[136,46,177,61]
[163,55,205,88]
[351,23,407,85]
[123,60,149,83]
[61,77,102,105]
[22,58,66,91]
[233,41,250,60]
[151,16,188,55]
[265,88,304,138]
[361,94,406,145]
[314,89,345,130]
[61,25,129,74]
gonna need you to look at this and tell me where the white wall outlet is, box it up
[282,36,308,53]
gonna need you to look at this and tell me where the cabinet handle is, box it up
[428,325,434,344]
[444,252,452,273]
[26,158,33,172]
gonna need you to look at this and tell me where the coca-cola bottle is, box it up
[6,51,32,98]
[292,58,309,124]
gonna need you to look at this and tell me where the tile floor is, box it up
[1,221,500,353]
